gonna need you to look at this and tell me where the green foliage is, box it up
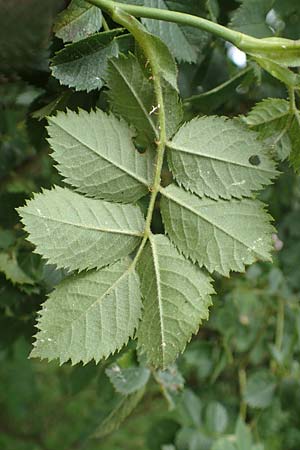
[47,108,155,202]
[230,0,275,38]
[54,0,103,43]
[137,234,214,368]
[19,187,144,271]
[51,29,123,91]
[2,0,300,448]
[31,258,143,364]
[161,184,274,276]
[167,116,277,199]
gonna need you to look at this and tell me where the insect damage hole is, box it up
[249,155,261,166]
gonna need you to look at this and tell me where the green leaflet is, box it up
[53,0,102,43]
[107,54,158,146]
[106,364,150,394]
[289,116,300,172]
[107,54,182,145]
[167,116,277,200]
[18,187,144,272]
[94,387,145,437]
[253,56,300,87]
[51,29,123,92]
[244,370,276,409]
[230,0,274,38]
[244,98,292,161]
[245,98,290,126]
[30,258,142,364]
[0,251,34,285]
[47,109,155,203]
[137,234,214,368]
[160,184,274,276]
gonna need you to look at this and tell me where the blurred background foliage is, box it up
[1,0,300,449]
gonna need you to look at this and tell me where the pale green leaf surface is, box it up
[230,0,274,38]
[30,258,142,364]
[235,418,252,450]
[137,234,214,368]
[106,364,150,394]
[161,184,274,276]
[0,252,34,285]
[205,401,228,434]
[244,98,292,161]
[167,116,277,200]
[47,109,155,203]
[51,30,122,92]
[212,439,236,450]
[94,387,145,437]
[107,54,158,146]
[253,56,300,86]
[244,98,290,126]
[107,54,182,144]
[53,0,102,43]
[244,370,276,409]
[18,187,144,272]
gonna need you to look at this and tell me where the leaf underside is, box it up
[31,258,142,365]
[161,184,274,276]
[137,234,214,368]
[168,116,278,200]
[18,186,145,272]
[47,109,154,203]
[53,0,102,43]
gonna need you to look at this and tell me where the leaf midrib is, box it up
[110,58,158,138]
[149,236,166,365]
[40,262,136,345]
[167,142,277,174]
[24,211,143,237]
[49,118,151,188]
[161,187,268,253]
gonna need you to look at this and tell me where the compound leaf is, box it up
[94,387,145,437]
[161,184,274,276]
[51,29,122,92]
[30,258,142,364]
[167,116,277,200]
[106,364,150,394]
[18,187,144,272]
[137,234,214,368]
[54,0,102,43]
[47,109,155,203]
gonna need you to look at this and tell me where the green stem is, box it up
[275,298,285,354]
[102,14,110,31]
[238,367,247,421]
[289,86,300,126]
[108,7,167,266]
[87,0,300,53]
[88,0,243,45]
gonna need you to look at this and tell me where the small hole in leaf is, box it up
[133,138,147,154]
[249,155,261,166]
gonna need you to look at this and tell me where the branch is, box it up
[87,0,300,56]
